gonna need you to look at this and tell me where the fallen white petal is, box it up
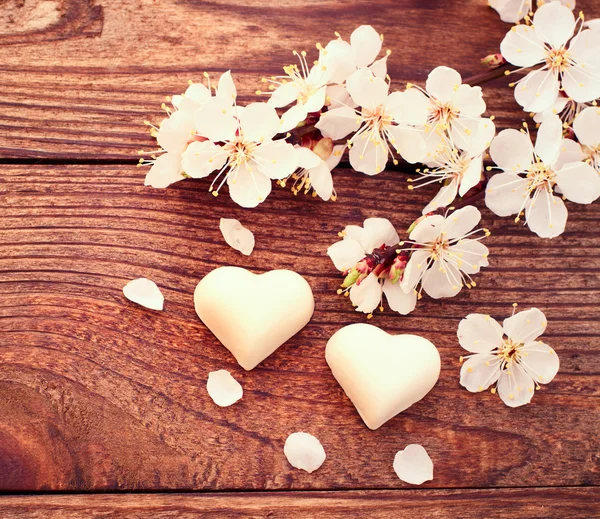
[219,218,255,256]
[393,444,434,485]
[284,432,326,473]
[123,278,164,311]
[206,370,243,407]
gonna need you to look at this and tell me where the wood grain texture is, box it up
[1,488,599,518]
[1,165,599,491]
[5,0,600,159]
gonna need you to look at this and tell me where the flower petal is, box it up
[568,29,600,67]
[369,55,388,79]
[561,63,600,103]
[514,69,560,113]
[442,205,482,240]
[253,140,298,180]
[361,217,399,251]
[500,24,546,67]
[400,249,431,293]
[322,39,355,84]
[387,126,426,164]
[325,144,346,171]
[349,133,388,175]
[533,0,575,48]
[240,102,280,142]
[350,272,382,313]
[268,81,300,108]
[350,25,382,67]
[194,97,238,142]
[219,218,255,256]
[525,189,568,238]
[279,103,309,133]
[421,258,463,299]
[426,66,462,104]
[555,161,600,204]
[227,164,272,208]
[393,445,434,486]
[386,89,430,126]
[308,160,334,201]
[447,238,489,274]
[181,140,227,179]
[453,84,486,117]
[123,278,164,311]
[327,239,365,272]
[157,111,194,154]
[458,314,504,353]
[554,138,586,169]
[303,85,327,113]
[206,370,243,407]
[346,68,389,110]
[489,0,532,23]
[409,214,445,242]
[497,363,536,407]
[217,70,237,104]
[503,307,547,344]
[296,146,321,169]
[534,113,563,165]
[284,432,326,473]
[326,84,353,110]
[460,353,502,391]
[459,155,484,197]
[382,279,417,315]
[422,179,459,215]
[519,341,560,384]
[490,129,534,172]
[485,172,530,216]
[144,153,184,188]
[316,106,361,140]
[573,106,600,147]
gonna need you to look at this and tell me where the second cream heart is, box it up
[194,266,314,370]
[326,323,441,430]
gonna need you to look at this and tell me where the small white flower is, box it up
[555,106,600,173]
[264,50,332,132]
[486,114,600,238]
[458,307,559,407]
[219,218,255,256]
[411,119,496,214]
[489,0,575,24]
[327,218,416,316]
[181,100,298,207]
[320,25,387,85]
[143,71,236,189]
[501,1,600,113]
[417,66,490,159]
[316,68,429,175]
[400,206,490,299]
[289,144,344,200]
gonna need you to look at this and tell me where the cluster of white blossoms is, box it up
[327,206,490,317]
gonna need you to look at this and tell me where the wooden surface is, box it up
[0,0,599,517]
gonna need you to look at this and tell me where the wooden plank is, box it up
[2,0,598,159]
[0,165,598,491]
[0,488,599,518]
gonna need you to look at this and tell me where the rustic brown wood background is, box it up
[0,0,599,517]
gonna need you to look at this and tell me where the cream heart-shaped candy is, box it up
[194,267,314,370]
[326,323,441,430]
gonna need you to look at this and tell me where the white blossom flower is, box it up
[316,68,429,175]
[264,50,332,132]
[411,119,496,214]
[287,144,344,200]
[486,114,600,238]
[143,71,236,189]
[327,218,417,316]
[500,1,600,113]
[555,105,600,173]
[458,307,559,407]
[414,66,490,160]
[320,25,387,85]
[399,206,490,299]
[181,100,297,208]
[489,0,575,24]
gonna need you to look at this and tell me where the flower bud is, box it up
[312,137,334,160]
[480,53,507,69]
